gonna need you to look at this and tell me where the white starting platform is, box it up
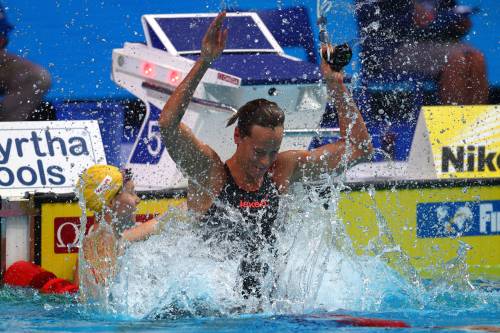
[112,12,336,190]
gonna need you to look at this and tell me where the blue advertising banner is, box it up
[129,104,164,165]
[417,200,500,238]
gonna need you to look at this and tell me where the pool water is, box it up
[0,283,498,332]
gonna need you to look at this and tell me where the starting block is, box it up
[112,12,336,190]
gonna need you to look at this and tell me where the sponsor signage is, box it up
[40,198,185,280]
[54,216,92,254]
[217,72,240,86]
[54,214,157,254]
[0,121,106,198]
[417,200,500,238]
[239,199,269,208]
[422,105,500,179]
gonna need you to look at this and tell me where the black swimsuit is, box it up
[201,164,280,298]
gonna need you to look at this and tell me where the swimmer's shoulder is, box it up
[272,150,308,189]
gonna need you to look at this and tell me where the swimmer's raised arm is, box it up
[281,53,373,184]
[159,12,228,180]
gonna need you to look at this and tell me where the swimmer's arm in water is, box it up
[121,218,160,242]
[75,229,119,287]
[159,12,228,181]
[74,218,163,285]
[279,57,373,184]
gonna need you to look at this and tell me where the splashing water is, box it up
[1,171,496,331]
[74,175,423,319]
[110,218,243,318]
[73,131,494,321]
[266,181,421,314]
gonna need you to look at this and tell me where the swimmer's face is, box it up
[235,125,283,178]
[111,179,140,219]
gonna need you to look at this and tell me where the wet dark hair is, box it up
[226,99,285,138]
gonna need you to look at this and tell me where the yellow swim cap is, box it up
[78,164,123,212]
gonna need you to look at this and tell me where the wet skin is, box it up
[111,180,140,222]
[232,125,283,190]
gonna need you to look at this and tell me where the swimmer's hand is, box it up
[320,47,345,93]
[154,216,169,233]
[200,11,228,64]
[154,208,188,233]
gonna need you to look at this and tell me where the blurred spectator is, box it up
[356,0,488,105]
[0,3,51,121]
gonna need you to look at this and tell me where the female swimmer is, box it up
[75,165,163,297]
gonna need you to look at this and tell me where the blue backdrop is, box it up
[3,0,499,101]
